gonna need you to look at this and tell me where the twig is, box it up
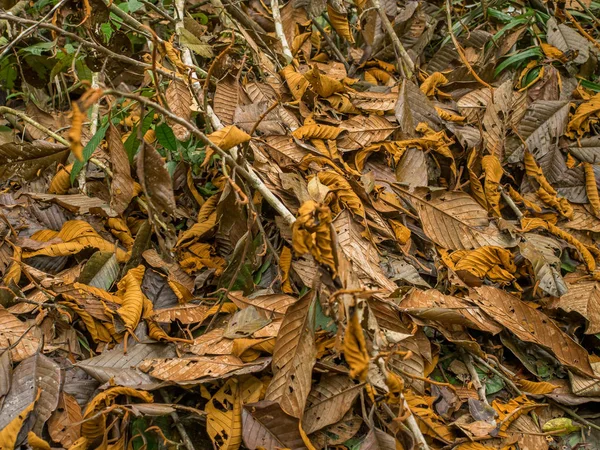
[461,350,488,405]
[160,390,196,450]
[500,186,523,219]
[551,402,600,432]
[0,106,69,146]
[376,358,430,450]
[78,72,100,194]
[565,10,600,52]
[370,0,414,77]
[104,89,296,224]
[271,0,293,63]
[0,14,202,80]
[471,354,523,396]
[311,18,350,71]
[0,0,67,60]
[445,0,492,91]
[139,0,177,23]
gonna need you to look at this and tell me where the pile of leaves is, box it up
[3,0,600,447]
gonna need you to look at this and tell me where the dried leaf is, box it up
[166,78,192,141]
[264,290,316,418]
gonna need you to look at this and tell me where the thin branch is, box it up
[0,0,67,60]
[271,0,293,63]
[461,350,488,405]
[0,14,202,80]
[445,0,492,91]
[312,18,350,71]
[104,89,297,224]
[0,106,69,146]
[370,0,414,77]
[160,390,196,450]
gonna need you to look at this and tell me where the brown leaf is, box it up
[302,375,362,434]
[242,400,309,450]
[137,142,176,216]
[47,393,82,448]
[0,141,69,181]
[472,286,594,377]
[0,353,62,435]
[166,78,193,141]
[107,124,135,214]
[397,189,516,250]
[264,290,316,418]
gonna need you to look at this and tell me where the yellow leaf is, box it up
[388,219,411,245]
[516,379,558,394]
[281,65,309,100]
[0,396,37,449]
[521,217,596,272]
[68,102,85,162]
[584,162,600,218]
[492,395,540,436]
[206,378,243,450]
[541,42,565,60]
[524,152,573,219]
[107,217,134,248]
[23,220,129,262]
[304,66,345,98]
[542,417,580,434]
[292,201,337,275]
[27,431,51,450]
[420,72,449,97]
[292,124,343,140]
[4,246,21,286]
[317,171,365,218]
[82,387,153,442]
[343,311,369,382]
[443,246,516,284]
[326,3,354,43]
[280,246,294,294]
[481,154,503,217]
[208,125,251,151]
[435,106,465,122]
[48,163,73,194]
[116,265,146,332]
[568,92,600,138]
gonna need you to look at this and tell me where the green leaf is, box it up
[179,28,213,58]
[124,109,155,161]
[155,123,178,152]
[475,367,505,395]
[495,47,543,76]
[580,78,600,93]
[128,0,144,12]
[100,22,114,43]
[19,41,55,56]
[71,123,110,183]
[0,58,17,90]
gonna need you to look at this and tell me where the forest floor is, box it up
[2,0,600,448]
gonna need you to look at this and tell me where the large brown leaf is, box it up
[0,306,41,362]
[264,290,316,418]
[549,279,600,335]
[77,342,176,388]
[302,375,362,434]
[0,141,69,181]
[471,286,594,377]
[139,354,271,384]
[359,428,397,450]
[241,401,308,450]
[507,100,570,163]
[399,289,502,333]
[337,115,395,151]
[0,353,62,435]
[228,291,297,318]
[107,124,134,214]
[397,189,516,250]
[166,78,192,141]
[137,142,176,216]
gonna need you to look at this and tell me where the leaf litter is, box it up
[2,0,600,448]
